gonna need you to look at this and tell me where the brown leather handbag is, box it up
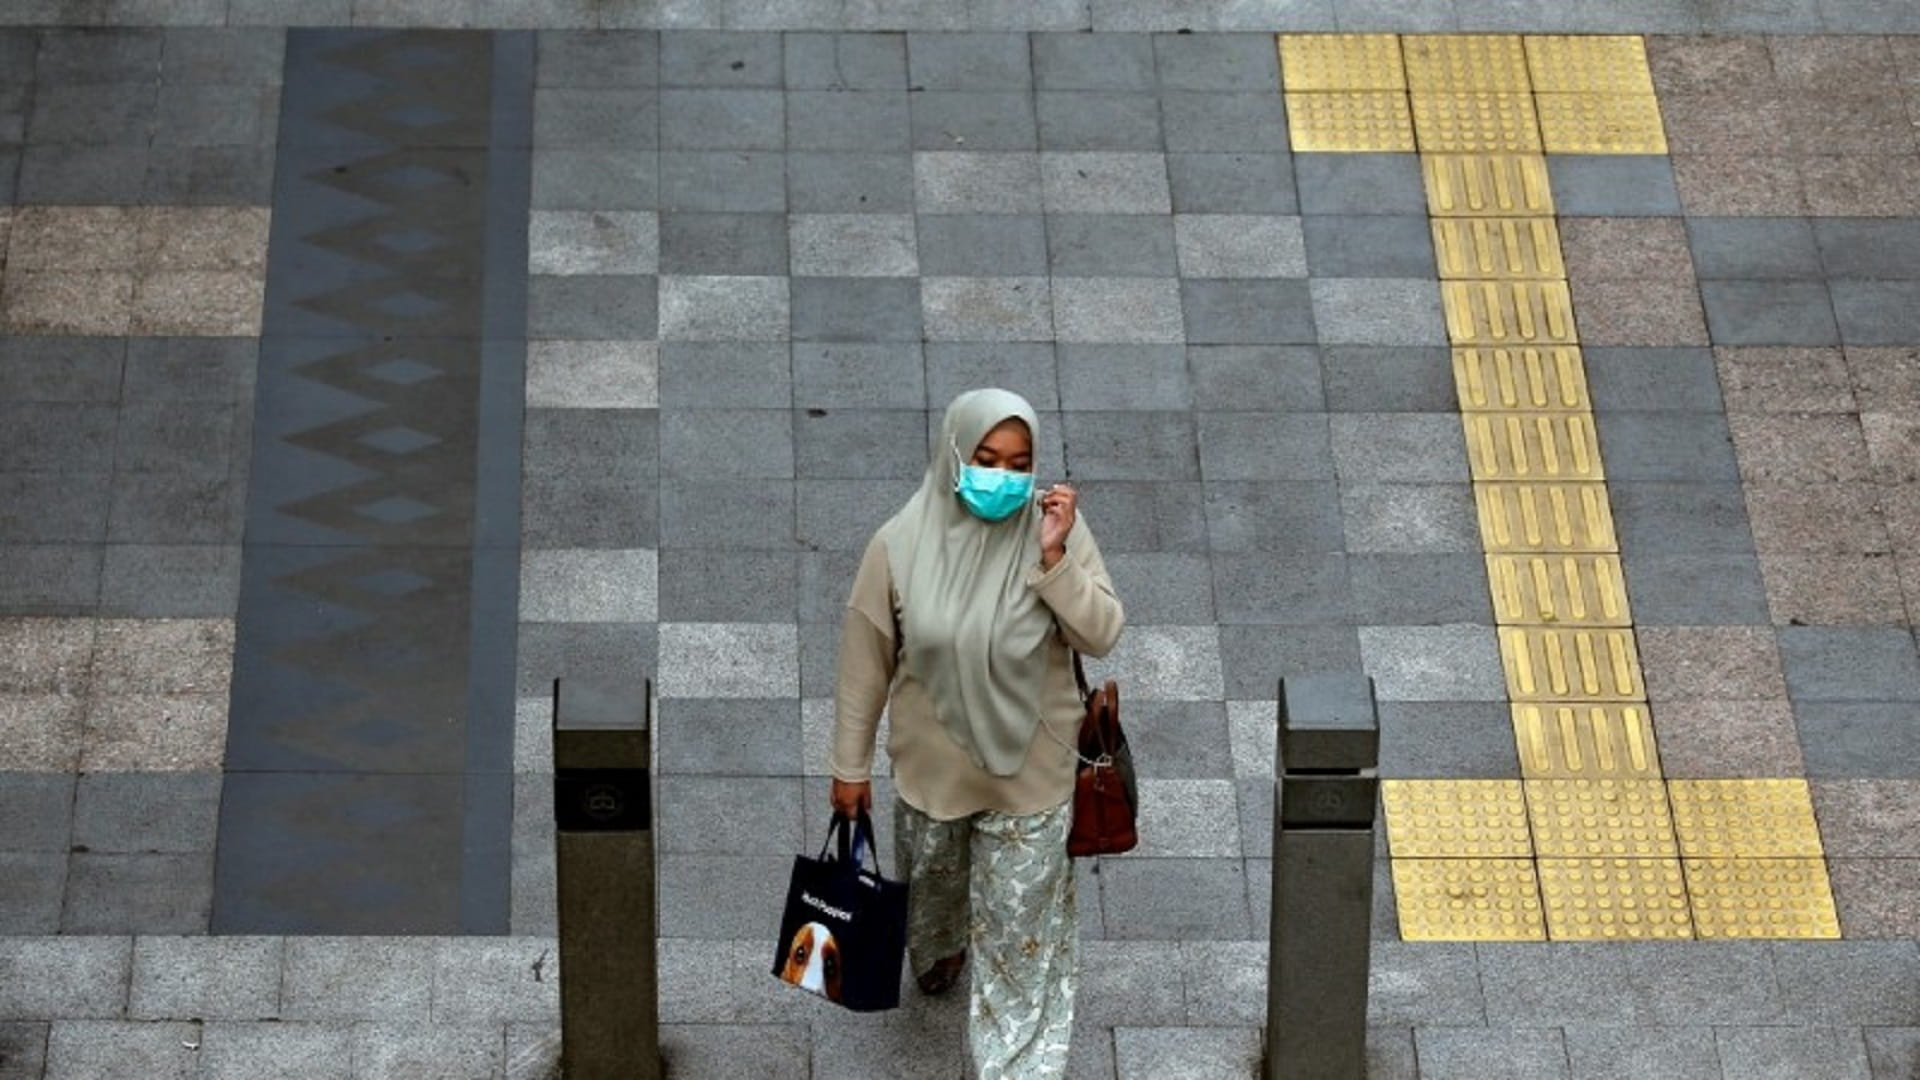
[1065,652,1137,858]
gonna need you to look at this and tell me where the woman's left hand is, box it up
[1038,483,1076,568]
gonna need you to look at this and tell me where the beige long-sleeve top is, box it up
[830,519,1126,821]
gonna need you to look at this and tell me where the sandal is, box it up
[916,951,966,996]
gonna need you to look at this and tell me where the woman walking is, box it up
[829,388,1125,1078]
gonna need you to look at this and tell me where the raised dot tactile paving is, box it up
[1432,217,1566,280]
[1279,34,1407,91]
[1453,346,1590,411]
[1284,91,1416,152]
[1522,35,1656,95]
[1392,858,1547,942]
[1412,92,1543,153]
[1500,626,1646,702]
[1667,779,1826,858]
[1463,412,1605,481]
[1423,154,1554,217]
[1488,553,1632,627]
[1475,482,1618,553]
[1512,703,1661,779]
[1382,779,1533,858]
[1535,93,1669,155]
[1683,858,1842,939]
[1442,280,1578,345]
[1538,857,1693,940]
[1403,34,1532,93]
[1525,778,1677,858]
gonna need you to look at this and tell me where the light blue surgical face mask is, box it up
[952,441,1034,523]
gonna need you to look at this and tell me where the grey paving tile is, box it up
[0,544,102,613]
[71,772,219,853]
[920,275,1053,341]
[1119,700,1231,779]
[660,478,796,551]
[660,30,780,87]
[44,1020,202,1080]
[783,32,907,90]
[1797,703,1920,777]
[1360,942,1486,1025]
[1098,856,1252,938]
[1359,624,1505,702]
[1180,279,1315,344]
[1167,152,1297,214]
[1834,281,1920,346]
[1701,279,1840,346]
[1048,214,1177,277]
[1321,345,1454,412]
[1415,1027,1570,1080]
[1039,150,1170,213]
[1583,347,1724,412]
[519,548,656,623]
[1349,554,1491,624]
[526,273,658,339]
[1302,215,1434,279]
[529,209,658,276]
[1053,276,1182,342]
[913,149,1043,214]
[430,938,559,1025]
[786,89,910,151]
[533,87,659,148]
[1153,32,1279,91]
[658,88,783,150]
[0,773,74,851]
[0,868,57,936]
[657,274,788,341]
[195,1022,352,1080]
[1544,154,1682,216]
[905,32,1031,89]
[0,1022,49,1080]
[1561,1027,1720,1080]
[1596,410,1740,481]
[1112,1026,1261,1078]
[1716,1026,1871,1080]
[1159,90,1289,153]
[1054,409,1194,481]
[924,341,1057,408]
[1773,941,1920,1025]
[0,403,117,471]
[0,937,131,1021]
[531,148,657,210]
[128,936,281,1021]
[1065,481,1209,552]
[106,473,242,545]
[654,342,786,410]
[1330,413,1467,484]
[514,621,656,698]
[1203,480,1343,554]
[1174,213,1304,278]
[1196,412,1332,482]
[1035,90,1162,151]
[1689,217,1824,279]
[35,28,161,83]
[794,407,926,478]
[0,473,110,544]
[1814,219,1920,280]
[1056,344,1190,411]
[914,213,1047,275]
[669,1023,809,1080]
[1340,483,1480,553]
[1295,154,1426,216]
[1378,700,1520,778]
[28,82,157,145]
[791,276,922,342]
[1032,32,1156,90]
[1611,483,1756,556]
[657,853,791,938]
[122,337,252,402]
[659,407,792,479]
[1311,278,1447,346]
[786,151,914,212]
[1866,1028,1920,1080]
[1619,553,1771,624]
[658,150,786,212]
[19,145,150,204]
[657,212,786,275]
[1778,627,1920,702]
[140,143,274,204]
[791,342,924,409]
[0,338,124,404]
[535,30,658,87]
[1217,624,1362,698]
[910,89,1036,151]
[152,82,277,146]
[1478,942,1782,1025]
[348,1024,505,1080]
[1188,345,1323,411]
[1212,552,1350,625]
[61,852,211,934]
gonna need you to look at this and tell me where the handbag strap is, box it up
[1037,650,1112,769]
[820,811,880,872]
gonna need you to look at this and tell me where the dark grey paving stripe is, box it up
[215,28,527,936]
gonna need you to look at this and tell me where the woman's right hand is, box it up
[830,778,873,819]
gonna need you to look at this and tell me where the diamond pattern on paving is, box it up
[1453,346,1590,411]
[1488,554,1633,627]
[1512,703,1661,779]
[1683,858,1842,939]
[1667,779,1826,858]
[1382,779,1533,858]
[1392,858,1546,941]
[1279,34,1407,91]
[1525,778,1678,858]
[1539,857,1693,940]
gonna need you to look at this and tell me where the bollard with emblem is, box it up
[552,677,660,1080]
[1265,675,1380,1080]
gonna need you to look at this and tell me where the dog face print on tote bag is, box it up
[778,921,844,1002]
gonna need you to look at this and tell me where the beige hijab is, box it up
[880,389,1053,776]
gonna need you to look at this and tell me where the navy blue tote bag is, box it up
[772,812,909,1012]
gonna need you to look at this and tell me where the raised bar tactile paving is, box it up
[1453,346,1591,411]
[1423,154,1554,217]
[1682,857,1842,939]
[1381,779,1533,858]
[1525,778,1678,858]
[1392,858,1547,941]
[1475,483,1619,553]
[1512,703,1662,779]
[1432,218,1566,280]
[1667,779,1827,859]
[1499,626,1646,702]
[1442,281,1579,345]
[1538,857,1693,940]
[1487,553,1632,627]
[1462,412,1605,481]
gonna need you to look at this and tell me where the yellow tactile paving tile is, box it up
[1683,858,1842,940]
[1381,779,1532,858]
[1499,626,1647,702]
[1431,217,1566,279]
[1284,91,1416,152]
[1277,33,1406,91]
[1411,91,1543,153]
[1441,281,1579,345]
[1475,482,1618,553]
[1535,93,1669,155]
[1453,346,1590,411]
[1538,857,1694,940]
[1392,858,1547,941]
[1488,553,1632,627]
[1522,35,1656,96]
[1402,34,1531,93]
[1423,154,1554,216]
[1512,703,1662,779]
[1463,411,1605,482]
[1525,778,1678,859]
[1667,779,1826,858]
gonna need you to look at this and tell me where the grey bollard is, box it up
[552,678,660,1080]
[1265,675,1380,1080]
